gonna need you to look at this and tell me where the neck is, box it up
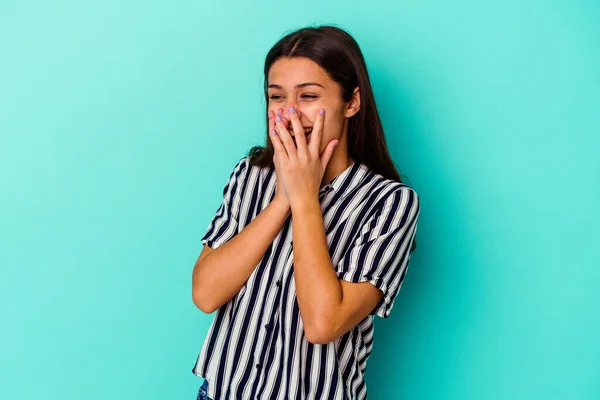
[321,123,354,186]
[322,153,354,186]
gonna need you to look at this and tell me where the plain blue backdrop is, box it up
[1,1,599,399]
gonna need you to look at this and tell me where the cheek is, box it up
[323,113,344,135]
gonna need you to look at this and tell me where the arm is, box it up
[192,197,290,313]
[291,198,383,344]
[292,187,420,344]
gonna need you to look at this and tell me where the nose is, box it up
[281,104,303,126]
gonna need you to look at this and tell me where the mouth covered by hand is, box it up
[291,126,313,145]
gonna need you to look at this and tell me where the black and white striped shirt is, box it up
[193,155,420,400]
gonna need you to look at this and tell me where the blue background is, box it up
[1,1,599,399]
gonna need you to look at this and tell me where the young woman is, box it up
[191,25,421,400]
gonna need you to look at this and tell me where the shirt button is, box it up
[256,364,261,369]
[276,281,281,287]
[264,323,271,330]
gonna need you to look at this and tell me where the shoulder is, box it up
[226,155,253,182]
[227,155,274,192]
[359,165,420,213]
[233,155,272,175]
[233,155,251,171]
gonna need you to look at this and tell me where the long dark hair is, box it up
[248,25,417,252]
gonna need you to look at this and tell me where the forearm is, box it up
[291,199,343,340]
[192,198,291,313]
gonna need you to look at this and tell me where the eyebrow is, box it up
[267,82,325,90]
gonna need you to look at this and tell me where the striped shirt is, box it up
[193,155,420,400]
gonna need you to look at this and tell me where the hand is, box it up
[269,107,338,209]
[268,108,291,210]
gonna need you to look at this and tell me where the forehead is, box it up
[268,57,332,88]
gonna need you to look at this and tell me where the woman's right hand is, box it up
[269,108,291,212]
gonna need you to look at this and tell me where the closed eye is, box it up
[268,94,319,100]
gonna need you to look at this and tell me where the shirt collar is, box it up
[320,161,369,196]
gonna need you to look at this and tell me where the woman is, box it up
[192,25,420,400]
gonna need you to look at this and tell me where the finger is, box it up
[269,127,287,160]
[275,108,292,129]
[310,108,325,154]
[268,110,278,158]
[268,110,276,134]
[267,110,275,129]
[288,107,307,156]
[275,114,296,160]
[277,108,292,131]
[320,139,339,171]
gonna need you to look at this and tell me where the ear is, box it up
[344,86,361,118]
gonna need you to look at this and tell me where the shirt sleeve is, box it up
[335,186,420,318]
[201,156,249,250]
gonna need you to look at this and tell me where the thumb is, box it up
[320,139,339,171]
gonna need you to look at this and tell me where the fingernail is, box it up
[289,107,295,113]
[277,109,282,115]
[268,110,274,119]
[334,140,339,147]
[276,115,281,122]
[319,109,325,115]
[272,129,277,135]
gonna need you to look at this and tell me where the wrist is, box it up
[290,196,321,215]
[271,195,291,216]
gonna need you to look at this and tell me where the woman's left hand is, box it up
[270,107,339,209]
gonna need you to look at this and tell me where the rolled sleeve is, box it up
[335,186,420,318]
[201,156,249,250]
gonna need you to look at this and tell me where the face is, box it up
[267,57,359,155]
